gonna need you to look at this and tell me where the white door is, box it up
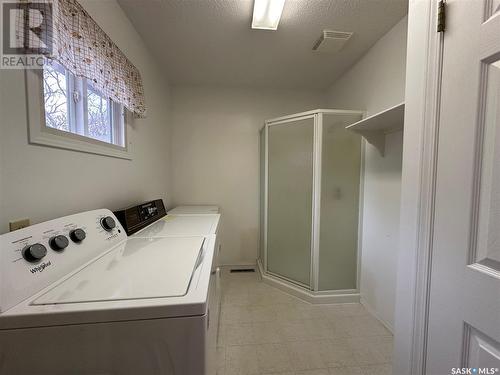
[426,1,500,374]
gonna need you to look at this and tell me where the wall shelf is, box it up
[345,102,405,156]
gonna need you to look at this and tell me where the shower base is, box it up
[257,259,360,305]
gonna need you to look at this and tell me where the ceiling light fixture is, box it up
[251,0,286,31]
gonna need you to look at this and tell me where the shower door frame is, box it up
[262,109,365,293]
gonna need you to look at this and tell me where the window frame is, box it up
[26,68,131,160]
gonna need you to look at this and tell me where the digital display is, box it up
[139,203,158,221]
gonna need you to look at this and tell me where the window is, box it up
[25,61,130,160]
[42,61,125,147]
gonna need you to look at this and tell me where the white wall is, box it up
[0,0,172,233]
[326,17,408,330]
[170,86,326,266]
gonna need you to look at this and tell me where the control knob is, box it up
[49,235,69,251]
[22,243,47,263]
[101,216,116,231]
[70,228,86,243]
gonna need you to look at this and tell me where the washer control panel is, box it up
[0,209,126,313]
[100,216,116,232]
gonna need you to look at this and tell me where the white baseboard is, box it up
[257,259,360,305]
[360,297,394,334]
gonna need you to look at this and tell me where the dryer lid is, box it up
[33,237,204,305]
[135,214,219,237]
[167,205,219,215]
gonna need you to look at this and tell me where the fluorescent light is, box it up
[252,0,286,30]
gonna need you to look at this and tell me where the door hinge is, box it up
[437,0,446,32]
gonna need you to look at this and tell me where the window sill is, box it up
[29,126,132,160]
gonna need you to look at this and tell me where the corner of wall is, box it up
[322,14,408,330]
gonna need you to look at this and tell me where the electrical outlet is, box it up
[9,218,30,232]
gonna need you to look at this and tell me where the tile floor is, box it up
[216,269,393,375]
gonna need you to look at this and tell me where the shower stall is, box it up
[259,109,364,302]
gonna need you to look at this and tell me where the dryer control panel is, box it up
[0,209,127,313]
[114,199,166,235]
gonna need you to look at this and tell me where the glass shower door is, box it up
[266,116,314,287]
[259,127,266,264]
[318,112,363,291]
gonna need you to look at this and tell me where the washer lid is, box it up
[33,237,204,305]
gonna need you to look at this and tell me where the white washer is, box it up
[0,209,218,375]
[167,205,219,215]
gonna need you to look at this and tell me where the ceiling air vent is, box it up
[312,30,353,53]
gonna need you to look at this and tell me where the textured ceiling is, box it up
[118,0,408,89]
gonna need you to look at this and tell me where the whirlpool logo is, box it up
[29,261,51,274]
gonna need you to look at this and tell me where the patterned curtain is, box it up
[17,0,147,117]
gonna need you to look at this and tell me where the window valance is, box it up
[19,0,147,117]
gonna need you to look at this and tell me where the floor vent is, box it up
[230,268,255,273]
